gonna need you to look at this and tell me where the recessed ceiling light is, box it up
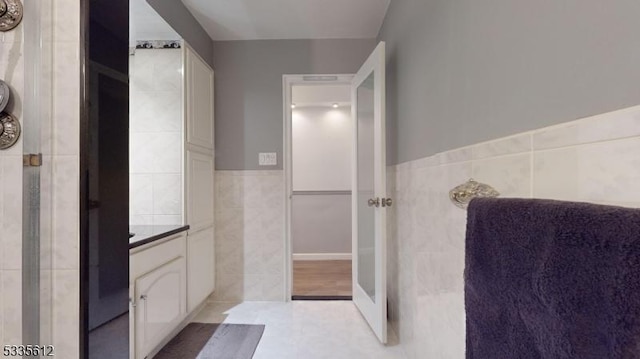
[291,104,296,109]
[332,103,339,108]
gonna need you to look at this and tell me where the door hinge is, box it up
[23,153,42,167]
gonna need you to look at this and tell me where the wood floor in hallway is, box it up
[292,260,352,297]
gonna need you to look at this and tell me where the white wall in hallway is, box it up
[291,194,351,254]
[292,106,352,191]
[387,105,640,359]
[291,104,353,255]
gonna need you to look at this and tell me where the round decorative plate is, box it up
[0,0,23,32]
[0,80,10,113]
[0,112,20,149]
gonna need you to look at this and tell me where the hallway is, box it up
[193,301,406,359]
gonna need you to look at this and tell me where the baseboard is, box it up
[292,295,352,301]
[292,253,352,261]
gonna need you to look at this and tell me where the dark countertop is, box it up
[129,224,190,249]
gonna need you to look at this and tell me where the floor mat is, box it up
[155,323,265,359]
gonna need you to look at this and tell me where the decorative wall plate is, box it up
[449,178,500,209]
[0,0,23,32]
[0,112,20,149]
[0,80,9,113]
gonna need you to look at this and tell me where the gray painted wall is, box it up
[213,39,377,170]
[379,0,640,165]
[146,0,214,67]
[292,194,351,254]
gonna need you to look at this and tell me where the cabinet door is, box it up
[135,257,186,359]
[187,227,215,312]
[187,151,214,231]
[185,46,214,149]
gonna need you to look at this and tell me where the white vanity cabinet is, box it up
[130,234,188,359]
[134,257,186,358]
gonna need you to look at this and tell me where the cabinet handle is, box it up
[140,295,147,301]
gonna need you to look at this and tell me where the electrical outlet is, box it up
[259,152,277,166]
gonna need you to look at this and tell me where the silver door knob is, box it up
[367,198,380,207]
[381,198,393,207]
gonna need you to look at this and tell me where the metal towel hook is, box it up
[449,178,500,209]
[0,0,23,32]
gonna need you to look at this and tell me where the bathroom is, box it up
[1,0,640,358]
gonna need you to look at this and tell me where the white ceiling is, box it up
[130,0,180,44]
[181,0,391,41]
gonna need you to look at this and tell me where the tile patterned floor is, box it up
[193,301,407,359]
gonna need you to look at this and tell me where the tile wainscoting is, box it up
[214,170,286,302]
[387,105,640,359]
[212,105,639,358]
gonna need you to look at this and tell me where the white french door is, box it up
[351,41,388,344]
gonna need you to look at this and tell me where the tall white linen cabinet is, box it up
[184,44,216,312]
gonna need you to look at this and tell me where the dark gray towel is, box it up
[465,198,640,359]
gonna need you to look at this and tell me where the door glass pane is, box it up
[357,72,376,301]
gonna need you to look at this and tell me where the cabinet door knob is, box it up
[140,294,147,301]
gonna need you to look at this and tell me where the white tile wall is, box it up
[50,0,81,356]
[1,0,81,356]
[388,104,640,358]
[214,171,285,302]
[0,13,24,354]
[129,49,184,225]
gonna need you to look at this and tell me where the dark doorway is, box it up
[80,0,130,357]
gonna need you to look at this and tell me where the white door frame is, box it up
[282,74,355,301]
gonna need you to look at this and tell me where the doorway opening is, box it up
[283,75,355,300]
